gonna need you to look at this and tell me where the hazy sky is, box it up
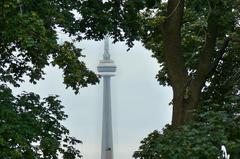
[12,39,173,159]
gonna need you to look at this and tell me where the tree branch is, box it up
[194,13,218,87]
[205,37,230,78]
[231,37,240,43]
[163,0,187,90]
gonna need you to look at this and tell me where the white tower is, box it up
[97,37,116,159]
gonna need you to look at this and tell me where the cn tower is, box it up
[97,37,116,159]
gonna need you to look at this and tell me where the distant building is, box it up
[97,37,116,159]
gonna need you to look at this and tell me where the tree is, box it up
[132,31,240,158]
[0,0,99,158]
[133,101,240,159]
[0,85,82,158]
[76,0,240,128]
[133,38,240,158]
[133,75,240,158]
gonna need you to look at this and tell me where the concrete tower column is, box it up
[97,36,116,159]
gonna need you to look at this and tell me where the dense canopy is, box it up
[0,0,100,158]
[0,85,82,158]
[0,0,99,93]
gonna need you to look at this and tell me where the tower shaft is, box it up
[101,76,113,159]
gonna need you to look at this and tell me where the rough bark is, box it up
[162,0,187,128]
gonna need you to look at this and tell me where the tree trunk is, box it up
[162,0,189,128]
[162,0,219,128]
[171,80,202,127]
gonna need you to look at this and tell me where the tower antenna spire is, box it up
[103,36,110,60]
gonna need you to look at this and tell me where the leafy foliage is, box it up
[77,0,240,86]
[0,85,81,159]
[145,0,240,86]
[0,0,101,158]
[133,95,240,159]
[0,0,99,93]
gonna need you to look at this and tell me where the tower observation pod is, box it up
[97,36,116,159]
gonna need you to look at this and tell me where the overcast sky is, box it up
[12,39,173,159]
